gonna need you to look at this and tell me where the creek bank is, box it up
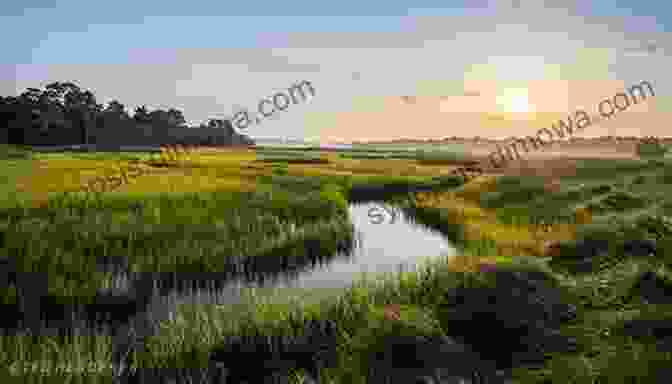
[113,263,579,383]
[77,198,457,382]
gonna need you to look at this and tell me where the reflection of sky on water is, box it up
[144,202,456,322]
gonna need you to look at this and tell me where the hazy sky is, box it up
[1,0,670,142]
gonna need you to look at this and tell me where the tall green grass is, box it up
[0,187,351,303]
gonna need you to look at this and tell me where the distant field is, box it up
[350,142,467,153]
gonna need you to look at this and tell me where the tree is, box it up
[104,100,127,116]
[1,81,254,146]
[133,106,150,123]
[63,87,100,145]
[19,88,43,105]
[166,108,186,127]
[36,82,103,144]
[207,118,222,129]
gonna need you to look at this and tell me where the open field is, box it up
[1,141,671,383]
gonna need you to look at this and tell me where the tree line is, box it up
[0,81,253,147]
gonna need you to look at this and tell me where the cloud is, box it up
[623,41,661,55]
[3,4,672,140]
[128,47,324,73]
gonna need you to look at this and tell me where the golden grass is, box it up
[115,172,258,194]
[445,255,515,273]
[448,176,499,202]
[8,148,479,203]
[413,185,577,259]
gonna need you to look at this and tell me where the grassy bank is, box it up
[2,146,672,382]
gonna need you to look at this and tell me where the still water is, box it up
[140,202,456,324]
[107,202,457,374]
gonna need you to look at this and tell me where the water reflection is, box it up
[5,202,455,339]
[148,202,455,313]
[102,202,457,375]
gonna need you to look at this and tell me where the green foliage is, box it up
[0,188,352,302]
[334,303,444,381]
[272,164,289,176]
[599,192,648,212]
[589,184,613,195]
[430,175,464,188]
[0,145,32,159]
[634,215,672,240]
[495,206,533,225]
[319,183,348,213]
[414,150,471,165]
[338,152,390,159]
[660,202,672,216]
[637,140,668,158]
[480,181,547,208]
[573,159,656,179]
[655,167,672,184]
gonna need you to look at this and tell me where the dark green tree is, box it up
[133,105,151,123]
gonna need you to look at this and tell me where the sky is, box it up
[1,0,671,143]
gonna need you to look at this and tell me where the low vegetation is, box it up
[1,146,671,383]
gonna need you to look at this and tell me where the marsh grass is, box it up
[4,148,672,382]
[133,157,672,382]
[8,243,670,383]
[126,254,463,378]
[257,158,330,164]
[124,239,672,384]
[0,184,354,355]
[508,258,672,383]
[1,331,114,380]
[0,144,33,160]
[572,158,665,180]
[392,161,672,382]
[409,187,577,258]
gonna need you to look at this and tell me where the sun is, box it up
[496,88,534,114]
[507,94,530,113]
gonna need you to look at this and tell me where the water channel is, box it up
[140,202,455,321]
[95,201,457,376]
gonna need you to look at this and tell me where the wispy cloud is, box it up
[1,1,671,142]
